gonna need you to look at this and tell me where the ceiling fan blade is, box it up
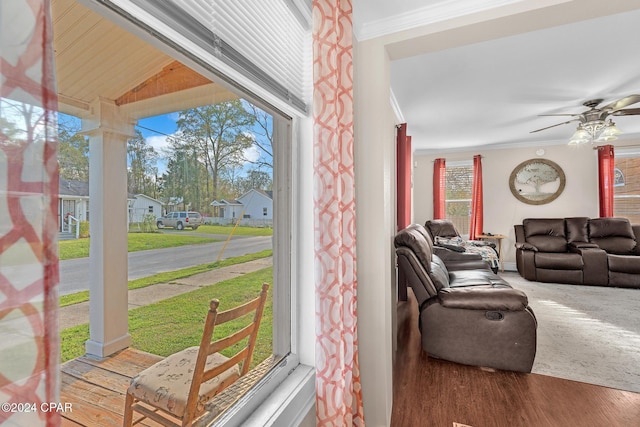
[612,107,640,116]
[601,94,640,111]
[530,119,579,133]
[538,113,581,117]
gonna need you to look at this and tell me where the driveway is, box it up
[59,235,272,295]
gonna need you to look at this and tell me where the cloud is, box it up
[146,135,172,153]
[244,145,261,163]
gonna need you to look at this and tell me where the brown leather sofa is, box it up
[514,217,640,288]
[395,224,537,373]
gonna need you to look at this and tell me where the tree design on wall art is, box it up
[509,158,566,205]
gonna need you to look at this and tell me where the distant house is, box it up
[165,197,187,213]
[210,189,273,223]
[128,194,164,223]
[59,179,157,232]
[59,178,90,232]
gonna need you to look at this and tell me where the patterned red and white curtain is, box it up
[312,0,365,425]
[0,1,60,426]
[433,158,446,219]
[597,144,615,217]
[469,155,483,240]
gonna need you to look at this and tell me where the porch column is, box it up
[82,97,134,357]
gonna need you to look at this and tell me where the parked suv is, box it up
[156,211,202,230]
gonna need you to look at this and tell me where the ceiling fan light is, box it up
[568,127,590,145]
[596,122,622,142]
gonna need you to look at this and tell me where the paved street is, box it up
[59,235,272,295]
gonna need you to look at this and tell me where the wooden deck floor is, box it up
[60,349,278,427]
[390,289,640,427]
[60,349,163,427]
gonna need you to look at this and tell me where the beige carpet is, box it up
[499,271,640,393]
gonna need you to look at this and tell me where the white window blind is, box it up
[130,0,310,113]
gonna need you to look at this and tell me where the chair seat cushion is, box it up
[128,346,240,418]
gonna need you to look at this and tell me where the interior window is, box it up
[614,149,640,224]
[445,161,473,235]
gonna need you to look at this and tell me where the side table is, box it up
[476,234,507,272]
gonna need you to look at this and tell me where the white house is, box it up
[210,189,273,223]
[59,179,156,232]
[128,194,164,223]
[59,178,90,232]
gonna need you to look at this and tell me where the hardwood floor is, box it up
[390,290,640,427]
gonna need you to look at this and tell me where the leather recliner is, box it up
[395,224,537,373]
[514,217,640,288]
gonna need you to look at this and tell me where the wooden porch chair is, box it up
[123,283,269,427]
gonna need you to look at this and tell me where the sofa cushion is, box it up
[523,218,568,252]
[448,269,510,288]
[607,254,640,274]
[395,226,433,270]
[425,219,460,239]
[430,255,450,291]
[589,218,637,254]
[566,217,590,243]
[535,252,583,270]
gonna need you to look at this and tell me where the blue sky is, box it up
[136,112,180,155]
[59,110,268,176]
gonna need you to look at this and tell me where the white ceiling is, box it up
[352,1,640,153]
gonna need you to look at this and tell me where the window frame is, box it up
[75,1,314,425]
[444,159,473,237]
[613,147,640,224]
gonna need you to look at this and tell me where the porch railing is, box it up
[65,215,80,239]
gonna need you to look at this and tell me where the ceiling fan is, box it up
[530,95,640,144]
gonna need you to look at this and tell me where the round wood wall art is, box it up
[509,158,566,205]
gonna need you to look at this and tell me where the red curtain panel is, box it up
[396,124,412,230]
[469,155,484,240]
[433,158,446,219]
[598,144,615,217]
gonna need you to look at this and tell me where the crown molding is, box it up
[356,0,522,41]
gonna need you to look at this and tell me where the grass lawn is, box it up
[59,250,272,307]
[196,224,273,236]
[60,267,274,368]
[59,233,219,260]
[58,226,271,260]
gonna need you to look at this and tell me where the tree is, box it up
[176,100,256,201]
[127,129,158,195]
[162,135,209,211]
[237,169,272,194]
[245,103,273,170]
[57,115,89,181]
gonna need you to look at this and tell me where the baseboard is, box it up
[502,261,517,272]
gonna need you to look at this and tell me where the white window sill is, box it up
[210,360,315,427]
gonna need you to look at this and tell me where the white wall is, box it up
[413,143,601,266]
[354,37,396,426]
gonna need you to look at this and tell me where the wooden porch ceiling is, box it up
[114,61,211,106]
[52,0,237,120]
